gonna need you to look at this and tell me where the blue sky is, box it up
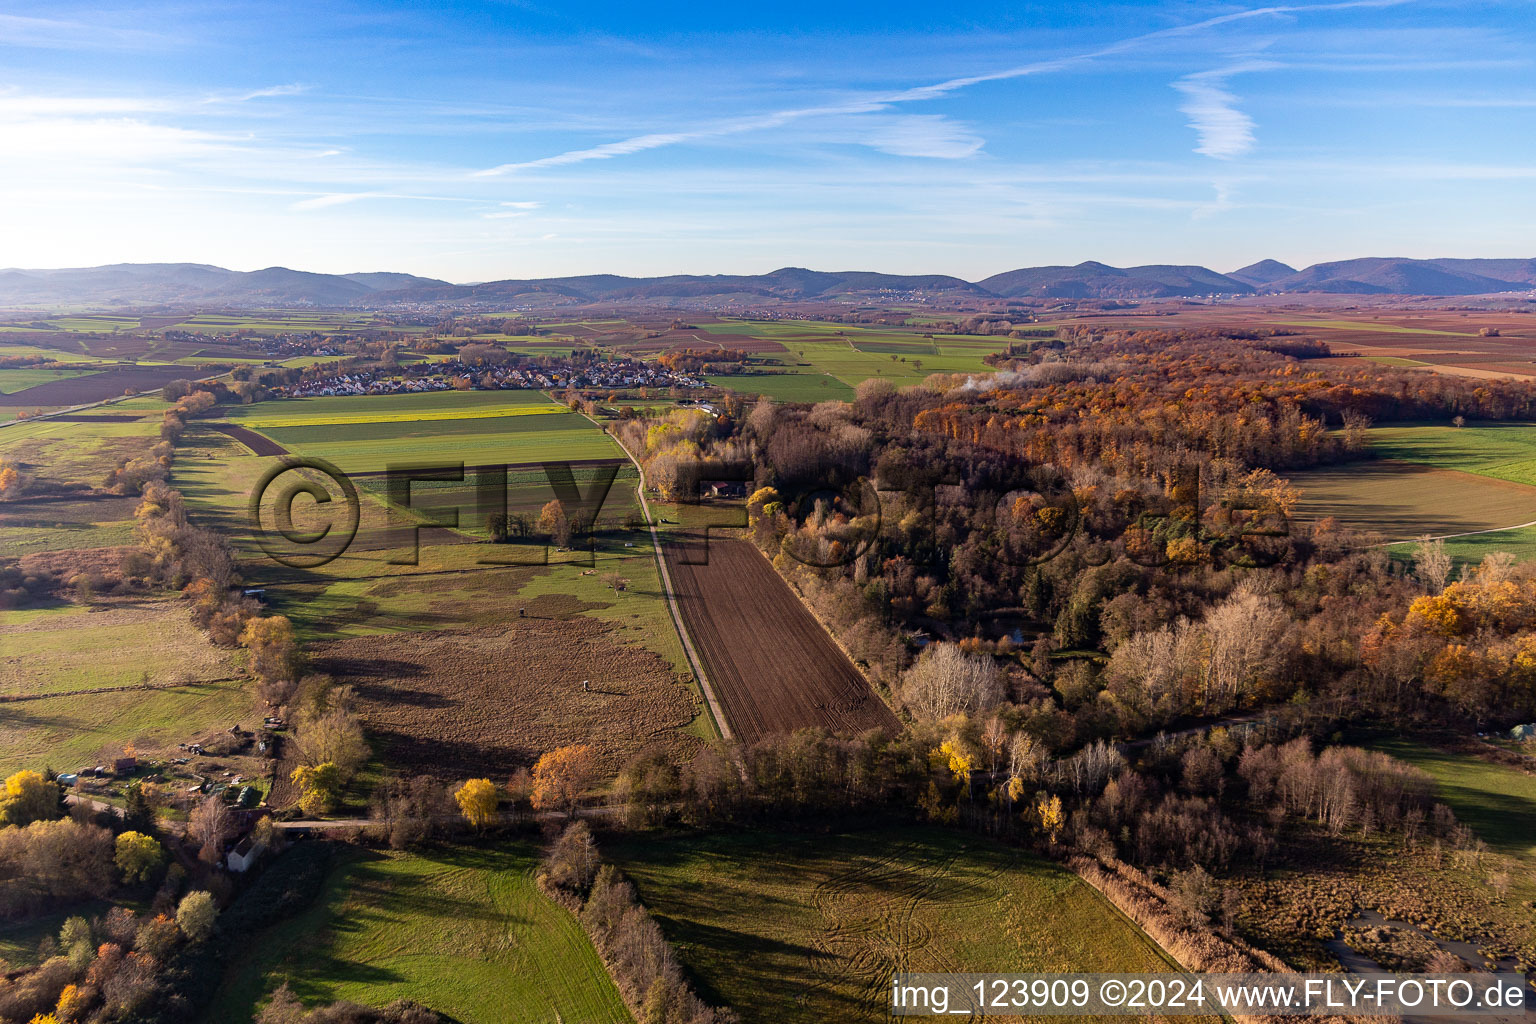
[1,0,1533,282]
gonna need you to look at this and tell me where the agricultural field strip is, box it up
[232,405,568,428]
[1370,424,1536,489]
[569,400,728,739]
[661,535,898,743]
[1266,319,1478,337]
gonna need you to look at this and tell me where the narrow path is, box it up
[565,397,732,741]
[1377,517,1536,546]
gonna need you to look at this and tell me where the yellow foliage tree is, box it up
[0,770,56,827]
[289,762,342,816]
[529,745,596,816]
[239,615,297,688]
[538,499,571,546]
[1406,592,1465,637]
[1035,793,1064,843]
[56,984,86,1019]
[1165,535,1205,565]
[939,740,974,784]
[455,778,499,829]
[114,831,163,883]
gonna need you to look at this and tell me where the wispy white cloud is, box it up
[0,84,307,119]
[862,115,983,159]
[203,84,309,105]
[1173,65,1273,159]
[289,191,479,211]
[473,0,1416,176]
[0,12,166,51]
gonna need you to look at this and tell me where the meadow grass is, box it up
[219,392,622,470]
[1370,738,1536,865]
[223,389,560,425]
[234,404,566,429]
[0,343,98,363]
[1386,524,1536,565]
[706,372,854,401]
[0,520,137,557]
[257,419,620,474]
[0,600,238,697]
[0,413,161,484]
[608,825,1189,1024]
[1369,422,1536,488]
[0,368,97,394]
[210,843,632,1024]
[693,318,1009,390]
[0,680,259,776]
[0,902,115,968]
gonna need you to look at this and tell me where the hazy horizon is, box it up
[7,253,1536,288]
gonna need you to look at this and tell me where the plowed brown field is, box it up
[206,422,289,456]
[662,533,898,743]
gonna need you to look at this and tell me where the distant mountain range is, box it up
[2,258,1535,309]
[0,264,448,308]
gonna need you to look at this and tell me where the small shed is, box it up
[226,834,266,873]
[1512,723,1536,741]
[113,756,137,775]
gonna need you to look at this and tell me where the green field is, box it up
[706,372,854,401]
[1288,461,1536,540]
[1289,422,1536,560]
[0,680,257,776]
[1387,523,1536,564]
[0,367,97,394]
[609,826,1189,1024]
[0,600,238,697]
[172,405,687,671]
[0,412,162,490]
[225,389,563,425]
[221,391,622,471]
[0,343,100,364]
[211,843,632,1024]
[1370,738,1536,866]
[0,516,137,557]
[170,312,388,335]
[692,318,1009,392]
[1324,422,1536,561]
[1370,422,1536,488]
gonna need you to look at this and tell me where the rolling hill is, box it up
[2,257,1534,309]
[0,264,448,307]
[977,261,1252,299]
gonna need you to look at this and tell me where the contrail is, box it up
[472,0,1414,177]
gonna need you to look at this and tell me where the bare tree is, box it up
[189,796,234,864]
[1200,590,1290,715]
[899,642,1004,720]
[1412,535,1452,593]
